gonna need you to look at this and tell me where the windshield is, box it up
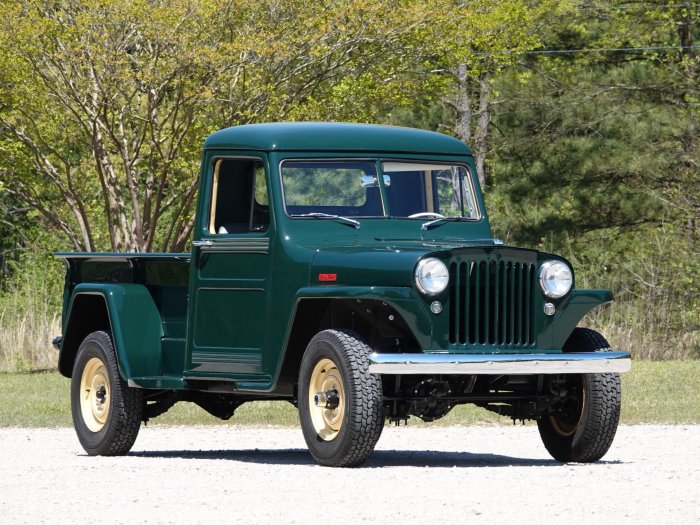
[280,159,479,220]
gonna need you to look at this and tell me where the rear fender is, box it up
[58,283,164,380]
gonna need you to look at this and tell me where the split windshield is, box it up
[281,159,479,220]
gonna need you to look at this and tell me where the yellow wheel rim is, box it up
[80,357,111,432]
[550,381,586,437]
[550,414,578,437]
[308,358,345,441]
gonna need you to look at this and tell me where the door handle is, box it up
[192,240,213,247]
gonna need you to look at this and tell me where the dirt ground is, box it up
[1,424,699,523]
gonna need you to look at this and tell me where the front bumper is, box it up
[368,351,631,375]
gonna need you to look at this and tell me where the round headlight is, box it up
[539,260,573,298]
[415,258,449,295]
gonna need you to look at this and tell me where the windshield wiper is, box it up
[421,217,465,231]
[293,212,361,229]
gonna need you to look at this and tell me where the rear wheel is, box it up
[298,329,384,467]
[538,328,622,463]
[71,331,143,455]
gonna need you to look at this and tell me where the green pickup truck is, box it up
[54,122,631,467]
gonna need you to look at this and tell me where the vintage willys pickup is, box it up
[55,122,631,467]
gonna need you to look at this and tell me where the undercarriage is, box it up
[381,373,580,423]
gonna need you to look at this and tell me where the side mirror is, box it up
[360,175,391,188]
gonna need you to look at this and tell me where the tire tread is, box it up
[539,327,622,463]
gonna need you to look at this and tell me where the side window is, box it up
[209,158,270,234]
[255,164,268,206]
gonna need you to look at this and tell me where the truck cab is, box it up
[56,123,630,467]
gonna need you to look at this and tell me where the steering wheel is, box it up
[407,212,445,219]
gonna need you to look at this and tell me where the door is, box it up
[187,156,272,380]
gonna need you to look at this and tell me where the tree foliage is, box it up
[0,0,225,251]
[0,0,698,357]
[484,1,700,354]
[0,0,447,251]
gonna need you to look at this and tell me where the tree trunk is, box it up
[453,65,491,188]
[474,75,491,188]
[676,0,698,244]
[454,64,473,145]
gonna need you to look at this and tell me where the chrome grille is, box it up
[448,257,536,346]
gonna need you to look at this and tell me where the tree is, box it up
[479,1,699,356]
[487,1,698,248]
[0,186,29,285]
[390,1,553,187]
[0,0,230,251]
[0,0,460,252]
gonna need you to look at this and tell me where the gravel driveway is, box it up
[1,424,698,523]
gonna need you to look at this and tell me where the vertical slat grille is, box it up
[449,257,536,346]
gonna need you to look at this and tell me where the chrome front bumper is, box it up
[368,352,631,375]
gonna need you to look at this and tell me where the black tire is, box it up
[538,328,622,463]
[298,329,384,467]
[70,331,143,456]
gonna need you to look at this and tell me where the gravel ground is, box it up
[1,424,699,524]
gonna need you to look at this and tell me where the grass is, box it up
[618,360,700,423]
[2,361,698,428]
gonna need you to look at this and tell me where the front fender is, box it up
[287,285,434,349]
[59,283,164,380]
[542,289,613,349]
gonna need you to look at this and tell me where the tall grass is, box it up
[582,298,700,360]
[574,251,700,360]
[0,257,62,372]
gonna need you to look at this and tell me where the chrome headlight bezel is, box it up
[415,258,449,296]
[539,260,573,299]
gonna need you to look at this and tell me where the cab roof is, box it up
[204,122,471,155]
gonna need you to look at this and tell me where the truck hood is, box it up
[308,240,540,287]
[309,244,427,287]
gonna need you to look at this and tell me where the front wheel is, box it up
[71,331,143,455]
[298,330,384,467]
[538,328,622,463]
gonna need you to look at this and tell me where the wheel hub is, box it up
[314,390,340,409]
[308,358,345,441]
[95,386,107,401]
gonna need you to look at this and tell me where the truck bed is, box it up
[56,252,191,340]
